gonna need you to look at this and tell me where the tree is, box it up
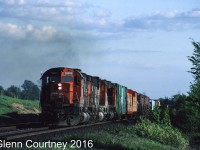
[21,80,40,100]
[187,40,200,112]
[168,40,200,131]
[5,85,21,98]
[170,94,188,129]
[0,85,4,95]
[188,40,200,80]
[186,40,200,131]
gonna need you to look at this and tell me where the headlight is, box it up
[58,83,62,90]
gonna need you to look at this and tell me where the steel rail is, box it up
[4,121,112,140]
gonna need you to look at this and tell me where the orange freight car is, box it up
[127,89,137,115]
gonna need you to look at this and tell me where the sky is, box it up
[0,0,200,99]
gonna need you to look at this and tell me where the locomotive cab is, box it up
[40,67,83,125]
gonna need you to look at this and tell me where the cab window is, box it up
[49,76,60,83]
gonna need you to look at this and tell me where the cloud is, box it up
[0,22,63,41]
[4,0,26,5]
[0,1,196,99]
[0,0,200,33]
[123,9,200,31]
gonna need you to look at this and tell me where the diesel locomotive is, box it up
[40,67,150,125]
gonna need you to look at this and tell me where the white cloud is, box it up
[4,0,26,5]
[123,9,200,31]
[0,22,59,41]
[0,23,25,38]
[189,9,200,17]
[95,9,110,18]
[83,17,109,27]
[18,0,26,5]
[0,1,200,34]
[26,24,33,31]
[5,0,15,4]
[34,26,57,41]
[155,10,178,18]
[0,1,200,39]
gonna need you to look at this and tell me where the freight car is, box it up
[40,67,150,125]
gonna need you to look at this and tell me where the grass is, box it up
[14,120,189,150]
[0,95,40,116]
[53,125,179,150]
[13,128,179,150]
[12,120,191,150]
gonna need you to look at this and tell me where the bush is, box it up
[134,118,188,149]
[148,107,171,126]
[170,94,200,131]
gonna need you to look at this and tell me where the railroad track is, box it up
[0,122,42,130]
[0,127,49,140]
[1,121,113,141]
[0,126,16,133]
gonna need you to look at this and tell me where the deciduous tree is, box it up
[5,85,21,98]
[21,80,40,100]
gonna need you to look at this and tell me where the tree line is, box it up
[153,40,200,132]
[0,80,40,100]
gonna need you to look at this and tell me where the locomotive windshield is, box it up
[42,76,61,85]
[48,76,60,83]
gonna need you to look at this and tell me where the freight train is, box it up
[40,67,150,125]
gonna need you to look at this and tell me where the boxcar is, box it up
[115,84,127,116]
[137,93,149,116]
[127,89,137,116]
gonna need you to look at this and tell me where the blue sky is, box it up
[0,0,199,99]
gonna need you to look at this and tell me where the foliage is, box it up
[185,40,200,131]
[188,40,200,80]
[4,85,21,99]
[148,107,171,126]
[160,108,171,126]
[148,107,161,124]
[165,93,200,132]
[134,118,189,149]
[158,97,171,108]
[57,124,179,150]
[21,80,40,100]
[0,85,4,95]
[1,79,40,100]
[188,79,200,117]
[165,40,200,132]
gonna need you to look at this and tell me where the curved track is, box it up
[1,121,113,141]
